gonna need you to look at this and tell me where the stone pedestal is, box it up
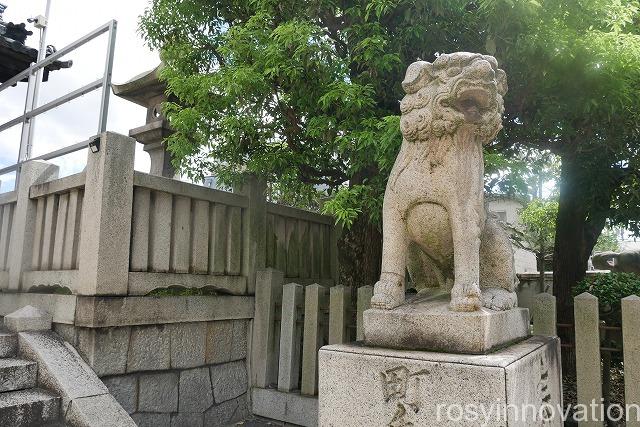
[319,336,562,426]
[128,120,175,178]
[363,292,530,354]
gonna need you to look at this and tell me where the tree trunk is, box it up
[554,157,587,322]
[338,214,382,288]
[338,166,384,289]
[553,151,609,322]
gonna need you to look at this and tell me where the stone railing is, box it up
[0,131,338,299]
[265,203,339,286]
[28,172,85,273]
[127,172,249,295]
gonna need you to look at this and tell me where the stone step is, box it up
[0,330,17,358]
[0,358,37,392]
[0,388,60,426]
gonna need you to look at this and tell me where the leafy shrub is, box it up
[574,273,640,322]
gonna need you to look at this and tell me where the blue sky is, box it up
[0,0,159,192]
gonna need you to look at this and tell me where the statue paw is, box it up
[450,282,481,312]
[481,287,517,311]
[371,279,404,310]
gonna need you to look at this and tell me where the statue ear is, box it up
[402,61,433,94]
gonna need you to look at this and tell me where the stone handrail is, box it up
[266,202,334,225]
[28,171,86,199]
[0,131,339,298]
[0,190,17,205]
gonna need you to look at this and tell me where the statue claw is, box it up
[450,282,481,312]
[371,279,404,310]
[481,287,517,311]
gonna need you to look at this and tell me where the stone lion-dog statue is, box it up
[371,52,518,312]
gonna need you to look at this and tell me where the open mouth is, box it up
[452,87,492,122]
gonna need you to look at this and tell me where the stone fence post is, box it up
[574,292,602,427]
[77,132,135,295]
[532,292,557,336]
[7,161,60,291]
[251,268,284,388]
[622,295,640,427]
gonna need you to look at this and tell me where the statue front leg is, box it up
[449,206,482,312]
[371,206,407,310]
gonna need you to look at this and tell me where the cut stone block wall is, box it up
[53,318,250,427]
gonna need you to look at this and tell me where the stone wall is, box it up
[40,293,255,427]
[53,318,250,427]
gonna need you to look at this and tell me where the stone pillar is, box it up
[7,160,59,291]
[301,283,328,396]
[328,285,350,344]
[234,174,267,295]
[77,132,135,295]
[356,285,373,340]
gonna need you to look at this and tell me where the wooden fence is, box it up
[250,269,372,426]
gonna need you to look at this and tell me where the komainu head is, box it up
[399,52,507,143]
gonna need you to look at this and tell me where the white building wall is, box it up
[487,198,538,273]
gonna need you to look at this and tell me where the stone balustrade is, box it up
[0,131,338,300]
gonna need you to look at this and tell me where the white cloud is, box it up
[0,0,157,192]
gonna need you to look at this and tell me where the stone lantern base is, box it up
[318,336,562,426]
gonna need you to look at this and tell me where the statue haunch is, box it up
[371,52,518,312]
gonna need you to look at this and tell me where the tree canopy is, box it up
[139,0,490,224]
[481,0,640,309]
[140,0,640,298]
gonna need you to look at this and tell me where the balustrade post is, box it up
[7,160,59,291]
[77,132,135,295]
[251,268,284,388]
